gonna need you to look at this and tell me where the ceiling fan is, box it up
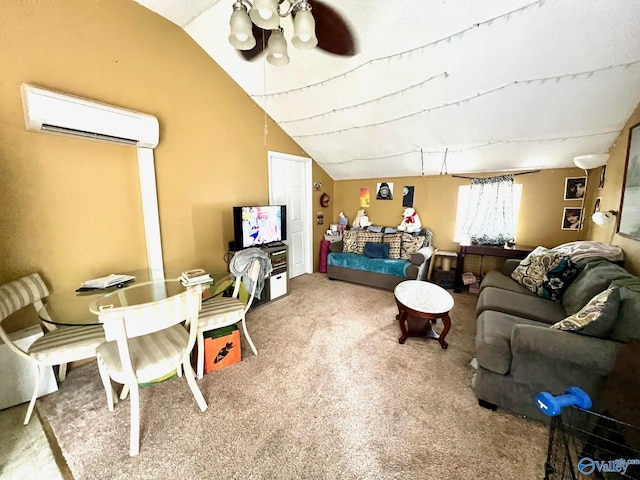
[228,0,357,65]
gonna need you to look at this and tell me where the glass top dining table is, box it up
[40,270,227,327]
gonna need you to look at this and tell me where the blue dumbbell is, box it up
[536,386,592,416]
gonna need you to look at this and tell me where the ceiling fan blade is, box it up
[311,0,357,56]
[238,25,270,61]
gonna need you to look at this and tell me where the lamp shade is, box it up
[266,29,290,66]
[573,154,609,170]
[292,9,318,49]
[592,210,617,226]
[249,0,280,30]
[229,5,256,50]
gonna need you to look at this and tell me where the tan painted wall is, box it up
[334,168,591,248]
[584,102,640,275]
[0,1,332,327]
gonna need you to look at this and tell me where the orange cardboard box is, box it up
[204,328,242,374]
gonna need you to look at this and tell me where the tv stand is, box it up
[252,244,288,308]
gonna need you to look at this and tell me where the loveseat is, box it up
[327,227,434,290]
[473,242,640,421]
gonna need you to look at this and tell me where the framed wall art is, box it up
[618,122,640,240]
[564,177,587,200]
[562,207,583,230]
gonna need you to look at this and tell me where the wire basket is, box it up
[538,387,640,479]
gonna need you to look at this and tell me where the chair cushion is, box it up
[28,325,105,364]
[198,297,245,331]
[550,288,621,338]
[479,271,536,296]
[97,324,188,383]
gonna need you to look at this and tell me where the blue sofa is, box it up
[327,228,434,290]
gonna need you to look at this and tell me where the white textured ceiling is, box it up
[135,0,640,180]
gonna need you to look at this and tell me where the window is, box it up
[454,175,522,245]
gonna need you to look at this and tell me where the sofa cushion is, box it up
[540,256,579,301]
[608,278,640,342]
[342,230,359,253]
[561,260,635,315]
[364,242,390,259]
[383,233,402,259]
[550,288,621,338]
[327,252,410,277]
[479,271,536,296]
[356,231,383,254]
[476,311,547,374]
[400,233,424,260]
[476,287,567,325]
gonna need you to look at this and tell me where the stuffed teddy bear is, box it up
[397,207,422,233]
[352,209,372,228]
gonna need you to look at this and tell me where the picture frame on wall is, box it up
[376,182,393,200]
[598,165,606,189]
[618,122,640,240]
[564,177,587,200]
[562,207,583,230]
[593,197,601,215]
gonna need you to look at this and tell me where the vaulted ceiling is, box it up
[135,0,640,180]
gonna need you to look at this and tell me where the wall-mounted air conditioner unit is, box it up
[21,83,159,148]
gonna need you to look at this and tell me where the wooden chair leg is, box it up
[24,362,40,425]
[196,331,205,380]
[183,358,207,412]
[58,362,68,382]
[241,316,258,356]
[96,357,116,411]
[129,382,140,457]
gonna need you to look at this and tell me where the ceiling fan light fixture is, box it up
[292,4,318,50]
[249,0,280,29]
[573,154,609,170]
[229,2,256,50]
[266,28,290,66]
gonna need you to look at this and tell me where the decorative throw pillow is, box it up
[511,246,567,297]
[356,231,383,254]
[383,233,402,259]
[540,256,579,301]
[364,242,390,259]
[400,233,424,260]
[342,230,359,254]
[550,288,621,337]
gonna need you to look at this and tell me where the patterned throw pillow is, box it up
[550,288,620,337]
[342,230,359,253]
[400,233,425,260]
[356,231,383,254]
[511,246,568,297]
[540,256,579,301]
[383,233,402,259]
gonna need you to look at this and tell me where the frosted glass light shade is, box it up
[573,154,609,170]
[229,6,256,50]
[249,0,280,29]
[267,29,290,66]
[592,210,617,226]
[292,9,318,49]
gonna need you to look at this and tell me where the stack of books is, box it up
[78,274,136,291]
[180,269,213,286]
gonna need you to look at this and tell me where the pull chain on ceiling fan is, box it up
[229,0,357,66]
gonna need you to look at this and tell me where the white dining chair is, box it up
[95,283,207,457]
[0,273,105,425]
[195,259,261,379]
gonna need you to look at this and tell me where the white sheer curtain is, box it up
[460,174,515,245]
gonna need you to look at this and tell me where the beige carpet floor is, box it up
[37,273,548,479]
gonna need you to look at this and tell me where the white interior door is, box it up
[268,151,312,278]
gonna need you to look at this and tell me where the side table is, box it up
[393,280,455,349]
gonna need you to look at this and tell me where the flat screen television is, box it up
[232,205,287,249]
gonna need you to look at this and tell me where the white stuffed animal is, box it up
[352,209,372,228]
[397,207,422,233]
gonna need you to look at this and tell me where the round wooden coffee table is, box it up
[394,280,454,349]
